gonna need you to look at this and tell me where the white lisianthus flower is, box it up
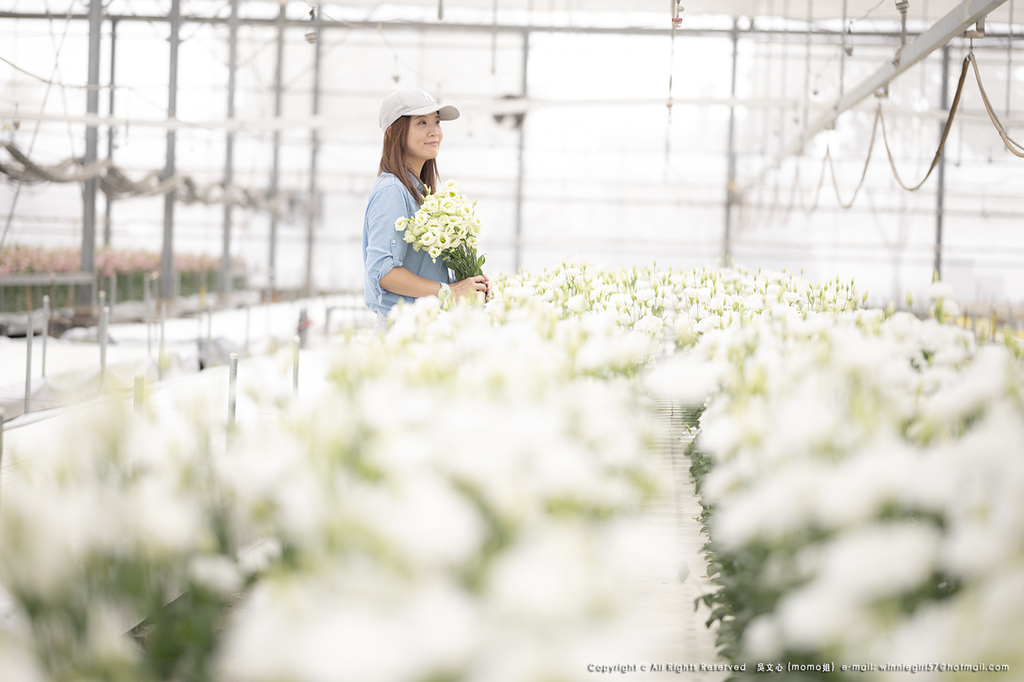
[566,294,588,314]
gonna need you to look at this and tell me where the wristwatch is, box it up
[438,282,452,308]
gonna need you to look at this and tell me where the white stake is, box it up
[145,272,153,359]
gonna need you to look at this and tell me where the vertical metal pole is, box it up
[134,373,145,414]
[207,309,213,354]
[491,0,499,74]
[513,30,529,274]
[222,0,239,307]
[244,303,251,355]
[935,46,950,281]
[723,19,740,265]
[100,304,109,388]
[803,0,812,131]
[42,295,50,378]
[161,0,181,301]
[839,0,849,99]
[104,18,117,247]
[268,5,285,302]
[109,273,117,307]
[292,335,300,395]
[228,353,238,429]
[779,0,789,155]
[24,313,33,415]
[305,8,322,299]
[1007,1,1014,117]
[80,0,103,308]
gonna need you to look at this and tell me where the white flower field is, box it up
[1,262,1021,681]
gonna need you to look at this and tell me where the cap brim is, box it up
[404,104,460,121]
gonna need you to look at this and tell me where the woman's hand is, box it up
[451,275,489,300]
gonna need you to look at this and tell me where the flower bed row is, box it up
[0,245,245,312]
[645,280,1023,680]
[2,261,1019,681]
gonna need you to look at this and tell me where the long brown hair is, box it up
[378,116,439,205]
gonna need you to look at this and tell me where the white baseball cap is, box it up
[379,89,460,132]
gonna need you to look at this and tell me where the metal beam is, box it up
[1,10,951,40]
[161,0,181,301]
[305,8,322,299]
[268,5,285,302]
[79,0,102,308]
[935,46,951,280]
[723,19,739,265]
[222,0,239,305]
[739,0,1009,200]
[513,31,529,274]
[104,18,117,248]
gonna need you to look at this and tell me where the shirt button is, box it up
[392,239,396,244]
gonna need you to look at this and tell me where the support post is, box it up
[228,353,238,429]
[159,300,166,381]
[222,0,239,306]
[305,7,322,299]
[839,0,849,98]
[42,295,50,378]
[292,335,300,395]
[24,313,33,415]
[104,18,117,247]
[161,0,181,301]
[80,0,103,308]
[935,46,950,281]
[513,31,530,274]
[268,5,285,302]
[723,19,740,265]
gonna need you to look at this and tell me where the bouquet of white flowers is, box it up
[395,180,486,282]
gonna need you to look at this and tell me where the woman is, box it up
[362,89,489,331]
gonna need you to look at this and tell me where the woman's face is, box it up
[405,113,443,167]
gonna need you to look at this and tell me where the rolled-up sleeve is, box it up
[363,182,412,310]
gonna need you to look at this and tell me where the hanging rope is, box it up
[880,53,969,191]
[967,52,1024,158]
[0,142,311,216]
[826,110,881,209]
[0,144,111,183]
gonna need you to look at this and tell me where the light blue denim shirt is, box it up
[363,171,451,317]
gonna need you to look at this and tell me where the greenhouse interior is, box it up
[1,0,1023,680]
